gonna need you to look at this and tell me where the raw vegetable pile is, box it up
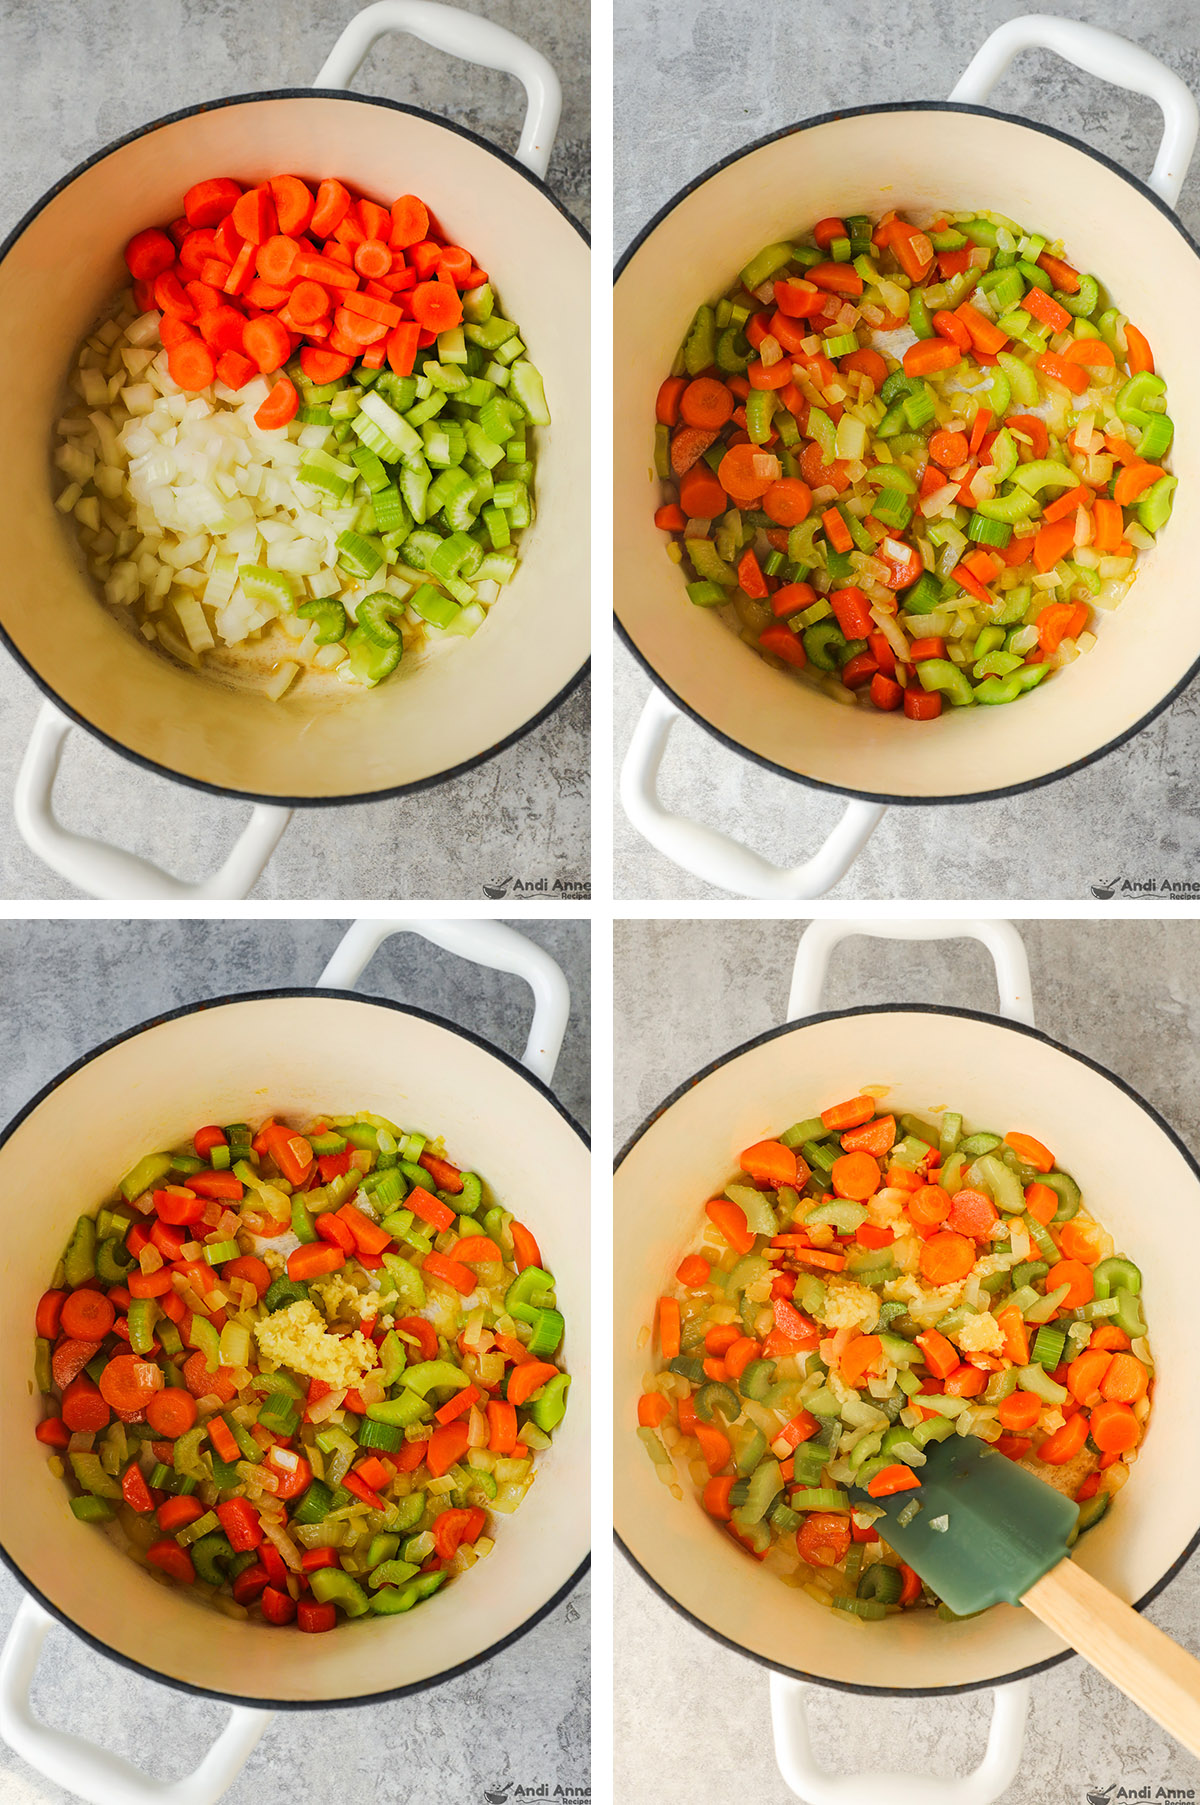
[654,208,1176,719]
[638,1094,1151,1620]
[53,174,547,697]
[34,1112,568,1632]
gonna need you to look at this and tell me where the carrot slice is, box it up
[167,339,215,392]
[390,194,430,249]
[184,178,242,229]
[918,1230,975,1285]
[254,376,299,431]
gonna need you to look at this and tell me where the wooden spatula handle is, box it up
[1023,1558,1200,1757]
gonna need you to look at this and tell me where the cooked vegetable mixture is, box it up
[639,1094,1150,1619]
[35,1113,568,1630]
[654,209,1175,718]
[54,174,546,696]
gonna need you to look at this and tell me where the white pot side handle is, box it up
[951,13,1199,209]
[319,917,570,1086]
[788,918,1035,1027]
[315,0,562,180]
[13,702,292,901]
[770,1674,1031,1805]
[620,687,885,901]
[0,1596,272,1805]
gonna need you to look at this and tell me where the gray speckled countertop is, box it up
[0,918,589,1804]
[0,0,589,902]
[614,917,1200,1804]
[613,0,1200,900]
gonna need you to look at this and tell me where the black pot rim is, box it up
[614,98,1200,810]
[0,87,589,810]
[614,999,1200,1698]
[0,983,589,1709]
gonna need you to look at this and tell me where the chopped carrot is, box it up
[703,1476,736,1519]
[839,1115,895,1159]
[1022,286,1071,333]
[1067,1349,1113,1405]
[997,1390,1043,1431]
[1035,352,1088,395]
[242,314,291,374]
[918,1231,975,1286]
[865,1464,920,1499]
[1099,1353,1149,1404]
[658,1296,681,1359]
[724,1337,760,1381]
[908,1184,951,1229]
[1113,461,1165,506]
[656,376,687,426]
[254,375,298,431]
[822,506,853,553]
[59,1289,116,1341]
[903,337,961,377]
[1124,324,1154,374]
[705,1197,754,1255]
[929,429,969,471]
[97,1354,163,1416]
[638,1393,670,1428]
[1036,251,1080,293]
[1089,1400,1141,1453]
[944,1363,987,1398]
[679,462,728,519]
[1036,1412,1090,1464]
[955,302,1009,355]
[996,1306,1030,1366]
[840,1334,884,1388]
[1056,1218,1105,1265]
[797,1512,851,1567]
[762,477,813,527]
[739,1139,798,1187]
[1045,1259,1094,1309]
[915,1329,959,1381]
[1033,518,1077,573]
[694,1422,732,1474]
[831,1150,881,1201]
[821,1095,876,1133]
[946,1188,997,1240]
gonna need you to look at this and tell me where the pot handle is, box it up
[318,917,570,1085]
[787,917,1035,1027]
[620,686,886,900]
[315,0,562,180]
[770,1673,1030,1805]
[14,701,292,901]
[0,1595,272,1805]
[950,13,1199,209]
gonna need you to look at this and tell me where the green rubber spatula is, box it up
[859,1435,1200,1757]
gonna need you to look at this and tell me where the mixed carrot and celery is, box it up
[35,1112,568,1631]
[639,1095,1150,1619]
[54,174,546,696]
[654,209,1175,718]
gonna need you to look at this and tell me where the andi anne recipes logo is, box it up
[481,875,590,901]
[1085,1786,1196,1802]
[1090,874,1200,901]
[484,1788,589,1803]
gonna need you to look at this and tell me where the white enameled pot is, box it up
[0,917,590,1805]
[0,0,589,900]
[616,16,1200,899]
[614,920,1200,1803]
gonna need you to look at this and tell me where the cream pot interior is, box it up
[0,993,590,1705]
[0,94,589,803]
[615,106,1200,802]
[614,1007,1200,1692]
